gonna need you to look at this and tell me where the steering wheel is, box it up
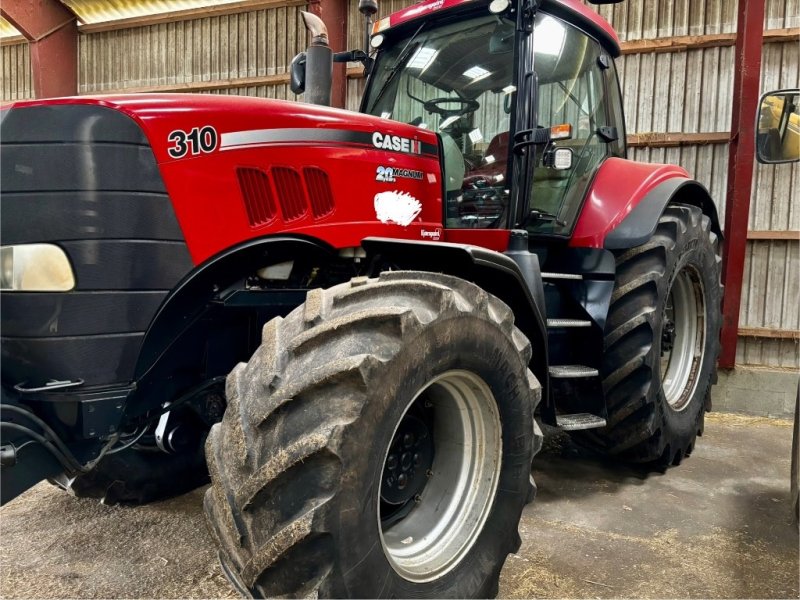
[423,97,480,117]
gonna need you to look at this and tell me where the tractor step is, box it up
[556,413,607,431]
[548,365,599,378]
[546,318,592,328]
[541,272,583,280]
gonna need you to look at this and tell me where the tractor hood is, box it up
[4,94,444,264]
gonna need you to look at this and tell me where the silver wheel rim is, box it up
[378,370,502,583]
[660,266,706,411]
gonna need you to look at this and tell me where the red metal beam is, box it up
[0,0,78,98]
[308,0,348,109]
[719,0,766,368]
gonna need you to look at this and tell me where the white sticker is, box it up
[469,128,483,144]
[374,191,422,227]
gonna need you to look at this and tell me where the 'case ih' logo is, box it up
[372,132,422,154]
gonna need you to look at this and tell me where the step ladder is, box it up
[555,413,607,430]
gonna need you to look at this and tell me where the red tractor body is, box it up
[0,0,725,595]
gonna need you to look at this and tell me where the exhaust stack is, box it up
[298,11,332,106]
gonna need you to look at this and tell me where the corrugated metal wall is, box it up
[1,0,797,369]
[0,42,33,101]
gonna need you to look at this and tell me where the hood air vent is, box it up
[272,166,307,221]
[236,167,277,227]
[303,167,335,219]
[237,165,336,227]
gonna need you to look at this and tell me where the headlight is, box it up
[0,244,75,292]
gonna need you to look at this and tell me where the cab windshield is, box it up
[364,11,613,235]
[364,14,517,229]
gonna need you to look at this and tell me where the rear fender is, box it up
[604,179,723,250]
[361,237,551,407]
[571,157,722,249]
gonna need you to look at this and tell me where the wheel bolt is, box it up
[397,473,407,489]
[403,433,414,448]
[386,454,398,470]
[401,452,412,470]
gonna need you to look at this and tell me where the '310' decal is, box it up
[167,126,218,158]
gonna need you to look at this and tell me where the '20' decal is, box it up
[167,126,218,158]
[375,166,397,183]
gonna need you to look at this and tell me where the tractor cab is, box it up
[361,0,625,238]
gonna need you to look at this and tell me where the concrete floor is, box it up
[0,412,797,599]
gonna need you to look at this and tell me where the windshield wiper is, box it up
[367,21,428,114]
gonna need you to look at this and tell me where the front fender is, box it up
[361,237,550,407]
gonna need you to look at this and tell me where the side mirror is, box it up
[756,89,800,164]
[290,52,306,95]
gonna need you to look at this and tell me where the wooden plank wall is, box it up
[0,41,33,101]
[595,0,799,369]
[593,2,799,370]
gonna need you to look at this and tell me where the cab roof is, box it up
[375,0,621,58]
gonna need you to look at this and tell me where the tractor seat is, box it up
[466,131,509,182]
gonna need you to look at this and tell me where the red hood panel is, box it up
[6,95,444,264]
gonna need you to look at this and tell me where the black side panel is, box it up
[1,192,184,243]
[0,104,193,388]
[1,292,167,337]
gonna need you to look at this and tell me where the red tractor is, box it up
[0,0,723,596]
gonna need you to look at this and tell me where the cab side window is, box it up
[529,14,610,235]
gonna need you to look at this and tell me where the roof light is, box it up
[371,33,385,48]
[463,66,490,81]
[408,47,438,72]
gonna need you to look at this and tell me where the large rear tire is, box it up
[204,271,543,598]
[573,203,722,465]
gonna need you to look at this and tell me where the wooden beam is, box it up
[747,230,800,240]
[0,0,78,98]
[82,73,291,95]
[738,327,800,340]
[627,132,730,147]
[77,0,305,34]
[0,35,26,46]
[619,28,798,55]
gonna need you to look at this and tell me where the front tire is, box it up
[204,271,543,598]
[574,203,722,465]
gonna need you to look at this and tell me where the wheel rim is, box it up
[378,370,502,583]
[660,266,706,411]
